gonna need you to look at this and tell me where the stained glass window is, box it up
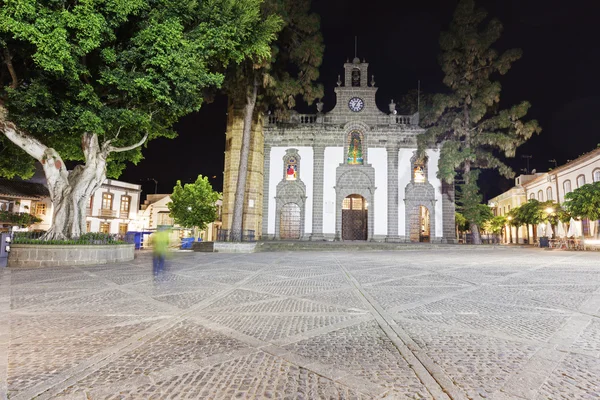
[347,131,363,165]
[286,156,298,180]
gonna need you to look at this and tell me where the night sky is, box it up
[119,0,600,202]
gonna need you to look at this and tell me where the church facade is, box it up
[223,58,456,243]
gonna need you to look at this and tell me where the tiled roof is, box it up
[0,178,49,200]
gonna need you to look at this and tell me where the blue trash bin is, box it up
[181,237,195,249]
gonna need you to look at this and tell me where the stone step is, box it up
[256,241,468,252]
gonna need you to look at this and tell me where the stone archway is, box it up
[342,194,368,240]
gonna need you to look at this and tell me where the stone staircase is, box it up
[255,241,468,252]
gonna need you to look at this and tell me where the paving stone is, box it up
[285,320,432,398]
[4,249,600,399]
[204,314,357,342]
[537,353,600,399]
[399,320,539,399]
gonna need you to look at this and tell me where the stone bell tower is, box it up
[221,102,264,239]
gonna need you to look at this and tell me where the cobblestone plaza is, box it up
[1,248,599,399]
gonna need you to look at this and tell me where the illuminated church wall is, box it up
[259,57,456,243]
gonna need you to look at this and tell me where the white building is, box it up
[86,179,142,235]
[0,169,141,235]
[489,147,600,241]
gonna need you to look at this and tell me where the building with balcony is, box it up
[86,179,142,235]
[0,165,141,235]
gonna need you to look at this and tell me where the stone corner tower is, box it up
[221,101,264,239]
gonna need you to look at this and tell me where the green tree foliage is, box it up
[168,175,220,231]
[564,182,600,221]
[418,0,541,244]
[0,210,41,226]
[484,215,506,234]
[0,0,278,239]
[515,199,544,227]
[226,0,323,241]
[455,212,469,232]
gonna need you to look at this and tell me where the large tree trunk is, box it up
[470,221,482,245]
[41,135,107,239]
[230,76,258,242]
[463,160,482,245]
[2,105,148,239]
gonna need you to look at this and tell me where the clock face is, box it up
[348,97,364,112]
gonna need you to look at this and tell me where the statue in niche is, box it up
[347,132,364,165]
[413,163,426,183]
[286,157,298,180]
[352,69,360,87]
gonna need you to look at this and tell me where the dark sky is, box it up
[119,0,600,202]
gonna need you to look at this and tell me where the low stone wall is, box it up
[8,244,135,268]
[214,242,256,253]
[192,241,215,252]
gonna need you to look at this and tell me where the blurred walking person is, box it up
[152,227,170,278]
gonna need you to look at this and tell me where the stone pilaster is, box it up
[310,146,325,240]
[261,144,271,239]
[442,181,457,243]
[386,144,400,241]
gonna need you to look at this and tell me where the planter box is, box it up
[8,243,134,268]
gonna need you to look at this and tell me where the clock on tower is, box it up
[348,97,364,112]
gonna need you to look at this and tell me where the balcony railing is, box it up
[86,207,92,216]
[119,211,130,219]
[267,113,318,125]
[97,208,117,218]
[266,112,418,126]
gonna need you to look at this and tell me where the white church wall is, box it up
[297,147,314,234]
[368,148,387,235]
[397,148,416,236]
[267,146,314,235]
[323,147,344,234]
[267,147,286,234]
[427,149,443,238]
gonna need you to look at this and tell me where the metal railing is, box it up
[216,229,256,242]
[97,209,117,218]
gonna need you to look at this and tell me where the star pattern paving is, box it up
[1,248,599,399]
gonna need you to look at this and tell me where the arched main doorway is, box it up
[280,203,301,239]
[342,194,368,240]
[409,205,430,243]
